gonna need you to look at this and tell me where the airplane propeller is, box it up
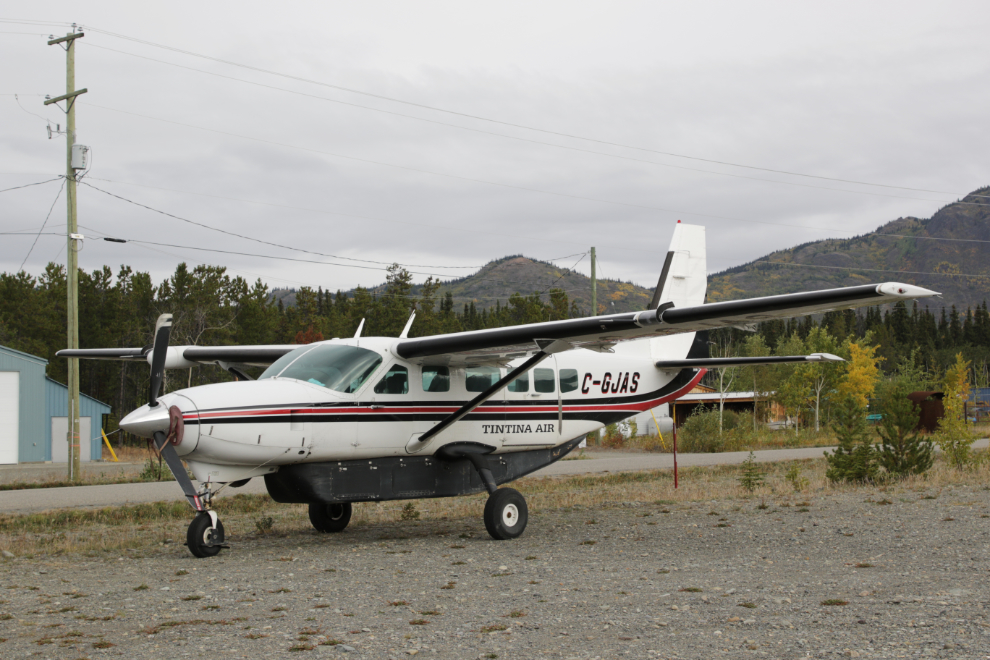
[148,314,172,409]
[141,315,216,544]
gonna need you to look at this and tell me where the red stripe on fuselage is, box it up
[185,370,706,422]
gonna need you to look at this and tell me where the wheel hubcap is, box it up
[502,503,519,528]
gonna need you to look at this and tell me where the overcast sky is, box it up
[2,2,988,297]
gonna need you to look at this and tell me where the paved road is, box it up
[1,440,985,514]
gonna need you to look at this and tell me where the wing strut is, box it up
[407,339,571,453]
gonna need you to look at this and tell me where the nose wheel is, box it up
[483,488,528,540]
[186,512,226,558]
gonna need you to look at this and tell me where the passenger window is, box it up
[560,368,579,393]
[534,368,555,393]
[422,366,450,393]
[465,366,499,392]
[508,371,529,392]
[373,365,408,394]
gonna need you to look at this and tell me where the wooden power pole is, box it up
[46,27,87,480]
[590,246,597,316]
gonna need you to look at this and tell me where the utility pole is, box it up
[590,246,597,316]
[46,26,87,481]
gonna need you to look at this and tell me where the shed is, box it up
[0,344,111,464]
[907,391,944,433]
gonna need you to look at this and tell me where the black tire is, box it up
[186,513,225,559]
[309,502,352,533]
[483,488,528,540]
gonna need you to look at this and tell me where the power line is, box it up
[84,175,654,253]
[79,181,481,270]
[756,260,989,280]
[0,176,62,193]
[86,176,990,254]
[79,42,968,206]
[18,178,65,271]
[68,22,988,200]
[88,102,919,234]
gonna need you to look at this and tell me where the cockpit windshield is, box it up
[258,344,383,393]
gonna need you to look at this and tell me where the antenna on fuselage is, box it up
[353,318,365,338]
[398,311,416,339]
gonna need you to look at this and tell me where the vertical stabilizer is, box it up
[649,222,707,361]
[648,222,707,310]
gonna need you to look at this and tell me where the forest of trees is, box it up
[0,260,986,436]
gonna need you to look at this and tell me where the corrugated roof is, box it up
[0,344,48,365]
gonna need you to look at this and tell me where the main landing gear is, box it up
[483,487,528,540]
[309,502,352,533]
[463,451,530,540]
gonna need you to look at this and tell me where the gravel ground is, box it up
[1,487,989,659]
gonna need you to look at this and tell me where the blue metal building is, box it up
[0,344,111,464]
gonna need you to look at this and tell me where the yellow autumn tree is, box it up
[934,353,974,466]
[836,341,882,409]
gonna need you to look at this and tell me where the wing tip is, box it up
[877,282,941,298]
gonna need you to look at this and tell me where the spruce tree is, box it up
[876,379,933,477]
[825,395,877,483]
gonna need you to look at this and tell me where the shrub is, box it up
[255,516,275,535]
[139,457,169,481]
[602,423,624,448]
[785,465,809,492]
[678,407,742,453]
[825,395,878,483]
[875,378,933,477]
[400,503,420,521]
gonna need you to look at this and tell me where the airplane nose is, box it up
[120,404,171,439]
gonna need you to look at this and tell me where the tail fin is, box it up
[649,222,706,362]
[648,222,707,310]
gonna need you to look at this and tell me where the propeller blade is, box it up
[148,314,173,408]
[153,430,204,511]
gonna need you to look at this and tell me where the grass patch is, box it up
[821,599,848,606]
[480,624,508,633]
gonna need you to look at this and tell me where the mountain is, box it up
[270,255,653,314]
[706,187,990,310]
[273,187,990,314]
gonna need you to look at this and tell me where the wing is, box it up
[57,344,299,368]
[394,282,939,365]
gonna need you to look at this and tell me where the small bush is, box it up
[785,466,809,492]
[739,452,764,492]
[400,503,420,521]
[139,457,169,482]
[255,517,275,535]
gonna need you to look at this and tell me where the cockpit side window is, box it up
[374,364,409,394]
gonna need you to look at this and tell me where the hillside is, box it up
[707,187,990,310]
[419,255,652,314]
[273,187,990,314]
[273,255,653,314]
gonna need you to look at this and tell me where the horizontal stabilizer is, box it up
[655,353,843,369]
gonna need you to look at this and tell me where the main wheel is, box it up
[186,513,225,558]
[483,488,528,540]
[309,502,352,533]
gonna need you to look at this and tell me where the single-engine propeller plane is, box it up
[59,223,939,557]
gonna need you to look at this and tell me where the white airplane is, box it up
[59,223,938,557]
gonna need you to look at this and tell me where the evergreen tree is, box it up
[825,394,878,483]
[875,378,932,477]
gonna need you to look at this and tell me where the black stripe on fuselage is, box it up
[189,369,697,428]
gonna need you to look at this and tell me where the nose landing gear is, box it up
[187,512,226,558]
